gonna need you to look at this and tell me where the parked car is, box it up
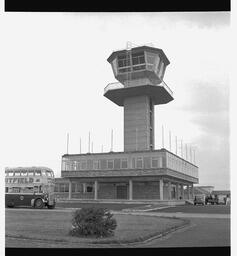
[205,195,218,205]
[194,195,205,205]
[217,195,227,205]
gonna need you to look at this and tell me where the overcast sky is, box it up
[1,12,230,190]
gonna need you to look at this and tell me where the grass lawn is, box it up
[5,209,188,247]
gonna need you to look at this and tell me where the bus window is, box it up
[14,171,21,176]
[8,171,14,177]
[28,170,34,176]
[33,186,39,193]
[46,171,51,177]
[5,187,8,193]
[21,170,27,176]
[12,187,21,193]
[29,177,34,183]
[41,170,46,176]
[35,170,41,176]
[22,187,34,193]
[13,178,18,184]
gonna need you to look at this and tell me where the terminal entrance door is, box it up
[116,185,128,199]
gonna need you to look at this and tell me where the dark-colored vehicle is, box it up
[194,195,205,205]
[205,195,218,205]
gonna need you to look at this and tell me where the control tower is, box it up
[104,45,174,152]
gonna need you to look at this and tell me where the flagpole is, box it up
[80,137,81,154]
[162,125,164,148]
[88,132,90,153]
[175,136,177,155]
[66,133,69,154]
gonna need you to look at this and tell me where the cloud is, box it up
[162,12,230,29]
[178,80,230,189]
[179,81,229,137]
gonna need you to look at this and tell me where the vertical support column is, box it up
[94,180,98,200]
[168,181,172,200]
[129,179,133,200]
[191,184,194,199]
[187,185,190,200]
[181,184,184,199]
[83,183,86,193]
[176,184,179,200]
[68,180,72,200]
[159,179,163,200]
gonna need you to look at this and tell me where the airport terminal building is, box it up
[55,45,198,201]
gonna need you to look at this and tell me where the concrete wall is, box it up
[124,96,153,151]
[133,181,160,199]
[98,183,117,199]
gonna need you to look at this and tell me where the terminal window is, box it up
[136,157,143,169]
[121,158,128,169]
[107,159,114,169]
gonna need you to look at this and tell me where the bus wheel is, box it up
[34,199,44,209]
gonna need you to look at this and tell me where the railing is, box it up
[104,80,173,97]
[159,81,173,97]
[104,82,124,94]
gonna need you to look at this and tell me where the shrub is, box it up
[69,207,117,238]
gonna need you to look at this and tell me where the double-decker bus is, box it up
[5,167,56,209]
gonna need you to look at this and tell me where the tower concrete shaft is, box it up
[124,95,154,151]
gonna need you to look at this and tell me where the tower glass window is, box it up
[117,51,146,74]
[117,54,131,73]
[158,61,164,79]
[146,52,157,71]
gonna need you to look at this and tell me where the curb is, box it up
[91,218,191,245]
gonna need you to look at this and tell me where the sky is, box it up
[1,12,230,191]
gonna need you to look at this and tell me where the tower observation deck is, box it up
[104,45,174,152]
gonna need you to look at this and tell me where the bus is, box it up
[5,167,56,209]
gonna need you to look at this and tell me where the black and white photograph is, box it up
[1,7,233,254]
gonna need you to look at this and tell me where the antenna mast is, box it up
[66,133,69,154]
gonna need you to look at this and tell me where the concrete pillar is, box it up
[176,184,179,200]
[83,183,86,193]
[94,180,98,200]
[168,181,172,200]
[187,185,190,200]
[129,179,133,200]
[191,184,194,199]
[159,179,163,200]
[181,184,184,199]
[68,180,72,200]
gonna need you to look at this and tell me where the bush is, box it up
[69,207,117,238]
